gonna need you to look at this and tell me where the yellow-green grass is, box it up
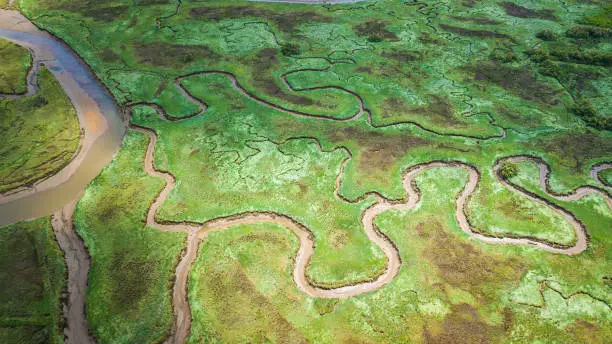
[0,217,65,344]
[0,68,80,193]
[187,168,611,343]
[74,131,185,344]
[0,38,30,94]
[14,0,612,341]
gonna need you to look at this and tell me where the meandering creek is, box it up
[0,6,610,344]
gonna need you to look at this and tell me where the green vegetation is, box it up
[572,99,612,131]
[566,25,612,40]
[280,42,300,57]
[0,38,30,94]
[579,4,612,28]
[600,168,612,186]
[74,131,185,344]
[499,162,519,180]
[188,168,612,343]
[0,68,80,193]
[7,0,611,342]
[0,218,65,344]
[536,29,558,41]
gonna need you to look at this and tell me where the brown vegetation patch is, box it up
[381,49,424,63]
[494,104,544,128]
[419,33,445,46]
[534,132,612,173]
[247,48,315,106]
[424,303,503,344]
[233,232,289,250]
[330,231,349,249]
[353,20,399,41]
[439,24,513,40]
[200,261,307,343]
[133,42,219,67]
[568,320,606,344]
[109,248,157,314]
[87,5,129,22]
[460,0,478,8]
[381,95,463,126]
[99,48,120,63]
[356,66,373,74]
[450,16,502,25]
[330,126,431,171]
[190,5,331,33]
[140,0,173,5]
[500,2,557,21]
[464,62,562,105]
[418,221,523,299]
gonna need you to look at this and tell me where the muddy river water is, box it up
[0,10,125,227]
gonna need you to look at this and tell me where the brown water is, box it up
[0,10,125,227]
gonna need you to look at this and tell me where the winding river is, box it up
[0,4,611,344]
[0,10,125,226]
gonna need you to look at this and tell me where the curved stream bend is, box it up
[0,10,125,226]
[501,156,612,209]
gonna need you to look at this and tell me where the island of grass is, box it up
[0,67,80,194]
[0,218,65,344]
[0,38,31,94]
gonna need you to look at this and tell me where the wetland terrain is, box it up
[0,0,611,343]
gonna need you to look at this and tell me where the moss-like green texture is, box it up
[74,131,185,344]
[0,38,30,94]
[13,0,612,342]
[0,68,80,193]
[0,217,65,344]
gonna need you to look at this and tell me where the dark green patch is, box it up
[247,48,315,106]
[133,42,219,66]
[353,20,398,42]
[439,24,513,40]
[190,5,331,33]
[87,5,129,22]
[566,25,612,40]
[109,249,158,313]
[465,62,561,105]
[500,2,557,21]
[451,15,502,25]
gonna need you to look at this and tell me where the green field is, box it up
[0,67,80,193]
[0,38,30,94]
[0,218,65,344]
[1,0,610,342]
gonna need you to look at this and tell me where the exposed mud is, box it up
[51,197,95,344]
